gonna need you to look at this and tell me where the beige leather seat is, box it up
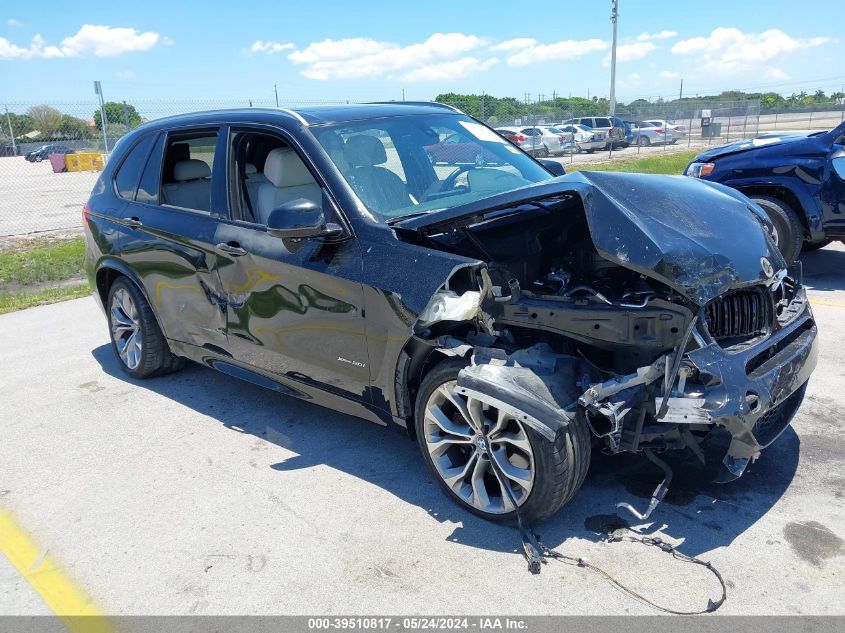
[343,135,412,215]
[255,148,321,225]
[162,159,212,211]
[244,162,269,213]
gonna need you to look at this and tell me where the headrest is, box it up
[173,159,210,181]
[264,148,315,188]
[344,135,387,167]
[244,162,258,175]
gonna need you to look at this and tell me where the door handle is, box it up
[125,216,142,228]
[215,242,247,257]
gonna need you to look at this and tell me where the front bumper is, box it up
[673,299,817,479]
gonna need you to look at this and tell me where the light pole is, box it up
[609,0,619,116]
[94,81,109,154]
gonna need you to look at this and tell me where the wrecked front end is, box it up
[397,171,818,486]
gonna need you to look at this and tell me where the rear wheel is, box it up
[638,136,650,147]
[749,195,803,263]
[415,359,590,524]
[107,277,184,379]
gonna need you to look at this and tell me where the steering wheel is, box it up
[436,164,473,194]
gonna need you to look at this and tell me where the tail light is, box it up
[655,128,665,134]
[82,202,91,223]
[558,135,566,142]
[515,134,527,142]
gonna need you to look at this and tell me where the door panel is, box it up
[121,204,228,347]
[213,219,370,401]
[821,149,845,234]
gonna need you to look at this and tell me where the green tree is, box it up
[27,105,63,138]
[93,102,142,131]
[2,113,35,139]
[58,114,92,140]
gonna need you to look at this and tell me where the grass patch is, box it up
[571,149,698,175]
[0,236,85,286]
[0,236,89,314]
[0,283,90,315]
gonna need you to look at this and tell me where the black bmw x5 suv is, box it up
[84,103,817,523]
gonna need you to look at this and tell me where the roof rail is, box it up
[365,101,464,114]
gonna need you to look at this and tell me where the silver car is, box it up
[643,119,686,142]
[555,123,605,153]
[495,127,541,155]
[629,121,678,146]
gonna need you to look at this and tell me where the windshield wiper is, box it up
[386,211,433,226]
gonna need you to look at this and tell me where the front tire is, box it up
[414,359,590,524]
[750,195,803,263]
[107,277,184,379]
[638,136,650,147]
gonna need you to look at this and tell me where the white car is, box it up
[629,121,678,146]
[643,119,687,141]
[555,123,605,153]
[516,126,572,156]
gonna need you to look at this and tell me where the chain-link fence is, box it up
[2,96,844,237]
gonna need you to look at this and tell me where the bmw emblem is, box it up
[760,257,774,279]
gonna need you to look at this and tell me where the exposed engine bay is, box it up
[395,172,818,495]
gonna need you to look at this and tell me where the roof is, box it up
[131,101,462,134]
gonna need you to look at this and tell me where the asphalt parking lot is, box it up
[1,244,844,617]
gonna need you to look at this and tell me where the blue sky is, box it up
[1,0,843,107]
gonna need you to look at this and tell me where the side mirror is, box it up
[266,198,342,239]
[539,159,566,177]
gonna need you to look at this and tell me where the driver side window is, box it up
[228,130,322,226]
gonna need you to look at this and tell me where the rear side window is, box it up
[160,131,219,212]
[579,118,593,126]
[136,134,165,204]
[594,118,611,128]
[113,135,155,201]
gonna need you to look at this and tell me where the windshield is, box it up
[311,114,553,221]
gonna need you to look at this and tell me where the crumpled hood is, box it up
[395,170,786,306]
[572,171,785,304]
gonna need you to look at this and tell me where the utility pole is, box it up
[4,106,16,156]
[402,88,405,101]
[274,83,279,107]
[609,0,619,115]
[94,81,109,154]
[679,78,683,101]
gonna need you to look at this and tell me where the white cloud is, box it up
[506,38,606,66]
[636,30,677,42]
[7,18,22,27]
[280,32,609,81]
[603,41,657,65]
[288,33,489,82]
[659,70,680,79]
[627,73,642,81]
[671,27,830,73]
[250,40,295,54]
[402,57,499,82]
[60,25,159,56]
[0,24,161,59]
[763,67,789,81]
[490,38,536,52]
[116,69,135,80]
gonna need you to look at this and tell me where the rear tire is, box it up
[107,277,184,379]
[749,195,803,263]
[638,136,650,147]
[414,359,590,524]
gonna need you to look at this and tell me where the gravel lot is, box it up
[1,243,843,617]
